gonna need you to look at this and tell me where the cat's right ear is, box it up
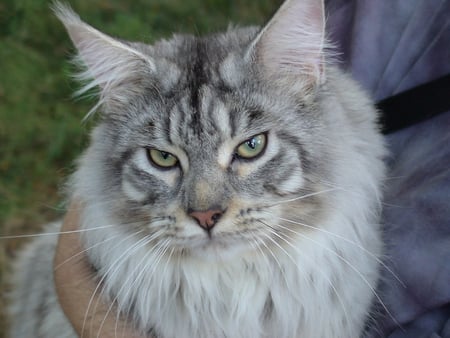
[52,2,155,113]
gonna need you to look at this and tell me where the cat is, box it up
[8,0,387,337]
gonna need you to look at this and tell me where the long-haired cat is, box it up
[9,0,386,337]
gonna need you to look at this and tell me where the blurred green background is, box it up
[0,0,281,335]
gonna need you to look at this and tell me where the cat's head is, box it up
[55,0,383,260]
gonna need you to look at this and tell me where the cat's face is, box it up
[56,0,348,260]
[98,42,329,259]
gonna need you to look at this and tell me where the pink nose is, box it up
[189,209,223,230]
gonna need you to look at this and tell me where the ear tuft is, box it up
[52,2,156,117]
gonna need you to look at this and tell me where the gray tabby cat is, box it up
[9,0,386,337]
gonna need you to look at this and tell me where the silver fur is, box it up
[9,0,386,337]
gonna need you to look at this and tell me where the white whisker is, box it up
[264,212,405,288]
[100,236,169,338]
[249,232,286,283]
[264,220,402,331]
[154,246,175,314]
[90,229,166,337]
[112,238,171,338]
[54,233,122,271]
[0,224,117,240]
[258,221,352,328]
[81,229,146,337]
[265,187,341,207]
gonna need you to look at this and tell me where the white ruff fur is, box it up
[78,196,380,338]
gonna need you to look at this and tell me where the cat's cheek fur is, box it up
[122,178,148,202]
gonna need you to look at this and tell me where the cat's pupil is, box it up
[161,151,170,159]
[247,139,256,149]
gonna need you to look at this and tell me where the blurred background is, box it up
[0,0,281,335]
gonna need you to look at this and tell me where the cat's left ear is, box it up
[53,2,155,111]
[248,0,327,87]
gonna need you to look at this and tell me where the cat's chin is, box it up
[184,236,256,262]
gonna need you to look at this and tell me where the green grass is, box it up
[0,0,281,335]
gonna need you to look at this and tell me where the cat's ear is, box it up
[248,0,327,87]
[52,2,155,109]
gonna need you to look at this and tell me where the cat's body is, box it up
[9,1,386,337]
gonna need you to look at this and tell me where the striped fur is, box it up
[9,1,386,337]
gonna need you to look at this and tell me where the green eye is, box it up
[147,149,178,168]
[236,133,267,159]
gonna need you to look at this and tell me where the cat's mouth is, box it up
[171,222,267,260]
[175,231,239,249]
[143,208,273,259]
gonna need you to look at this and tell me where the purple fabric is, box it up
[325,1,450,337]
[326,0,450,100]
[369,111,450,338]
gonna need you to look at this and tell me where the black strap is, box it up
[377,74,450,134]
